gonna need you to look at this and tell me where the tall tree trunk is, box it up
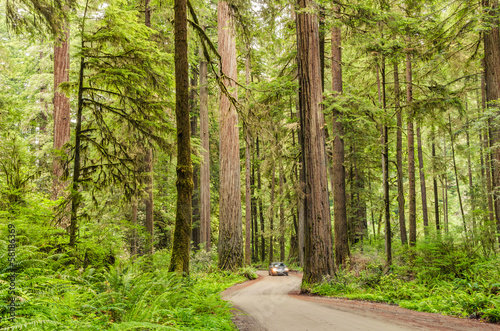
[53,19,71,202]
[432,128,440,234]
[279,165,285,261]
[69,38,86,248]
[269,164,276,264]
[218,1,243,270]
[381,58,391,266]
[406,51,417,247]
[191,69,200,250]
[257,138,265,262]
[482,0,500,244]
[417,125,429,236]
[482,72,496,248]
[245,134,252,265]
[449,115,467,235]
[319,7,325,91]
[443,137,449,234]
[131,193,138,256]
[199,37,211,251]
[331,6,349,270]
[297,0,334,284]
[394,62,408,245]
[144,0,154,255]
[244,47,252,266]
[295,103,305,267]
[252,160,258,261]
[465,112,476,236]
[169,0,193,274]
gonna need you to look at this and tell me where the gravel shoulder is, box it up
[222,270,500,331]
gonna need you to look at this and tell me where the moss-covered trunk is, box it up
[169,0,193,274]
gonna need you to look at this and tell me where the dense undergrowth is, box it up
[310,236,500,323]
[0,247,246,330]
[0,200,248,330]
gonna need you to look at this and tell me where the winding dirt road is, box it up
[222,270,500,331]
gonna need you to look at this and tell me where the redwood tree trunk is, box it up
[381,58,391,266]
[269,164,276,265]
[169,0,193,273]
[218,1,243,270]
[199,39,211,251]
[257,138,265,262]
[331,7,349,270]
[245,133,252,265]
[483,0,500,244]
[432,128,440,233]
[53,20,70,201]
[245,49,252,265]
[443,137,449,233]
[394,62,408,245]
[279,166,285,261]
[406,51,417,247]
[297,0,334,284]
[482,73,496,244]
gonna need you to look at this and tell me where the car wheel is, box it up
[285,273,289,276]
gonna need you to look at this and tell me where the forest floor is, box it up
[222,270,500,331]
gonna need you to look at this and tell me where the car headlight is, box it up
[285,268,289,271]
[272,268,277,271]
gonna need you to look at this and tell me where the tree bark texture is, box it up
[245,49,252,265]
[257,137,266,262]
[295,103,305,267]
[465,113,476,234]
[406,52,417,247]
[394,62,408,245]
[443,137,449,233]
[53,20,70,200]
[218,1,243,270]
[483,0,500,244]
[279,166,285,261]
[245,133,252,265]
[417,125,429,236]
[331,9,349,270]
[169,0,193,274]
[432,128,440,233]
[252,162,257,261]
[381,59,391,266]
[482,73,496,239]
[297,0,334,284]
[252,157,259,261]
[191,70,200,249]
[199,40,211,251]
[269,164,276,264]
[449,115,467,234]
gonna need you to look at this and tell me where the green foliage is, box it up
[0,238,246,330]
[312,243,500,323]
[238,266,258,280]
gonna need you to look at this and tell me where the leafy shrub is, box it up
[238,266,258,280]
[311,239,500,324]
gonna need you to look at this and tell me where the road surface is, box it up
[222,270,500,331]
